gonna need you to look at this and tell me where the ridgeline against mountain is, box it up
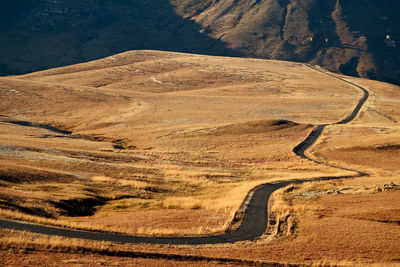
[0,0,399,85]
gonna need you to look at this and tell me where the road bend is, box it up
[0,65,369,245]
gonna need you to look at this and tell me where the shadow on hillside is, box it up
[0,0,242,76]
[5,119,72,135]
[331,0,400,85]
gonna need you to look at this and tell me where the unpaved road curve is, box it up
[0,66,369,245]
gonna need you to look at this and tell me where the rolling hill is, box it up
[0,50,399,265]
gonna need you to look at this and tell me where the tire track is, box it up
[0,65,369,245]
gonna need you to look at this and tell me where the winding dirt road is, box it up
[0,66,370,245]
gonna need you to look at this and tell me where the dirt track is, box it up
[0,65,370,245]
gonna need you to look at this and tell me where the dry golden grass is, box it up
[0,50,400,265]
[270,177,400,222]
[257,175,400,265]
[1,50,359,236]
[0,229,243,266]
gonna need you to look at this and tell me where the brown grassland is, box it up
[0,50,399,266]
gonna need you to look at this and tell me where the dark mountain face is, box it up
[0,0,240,75]
[173,0,400,85]
[0,0,399,85]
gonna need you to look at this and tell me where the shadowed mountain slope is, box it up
[0,0,399,85]
[0,0,240,76]
[173,0,400,85]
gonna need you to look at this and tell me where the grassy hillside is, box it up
[0,50,399,265]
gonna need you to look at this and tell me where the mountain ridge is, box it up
[0,0,398,85]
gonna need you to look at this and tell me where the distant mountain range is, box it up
[0,0,399,85]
